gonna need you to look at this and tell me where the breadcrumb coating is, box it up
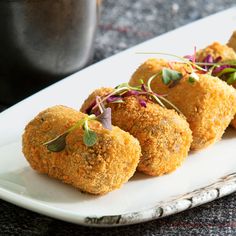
[129,58,236,150]
[81,89,192,176]
[197,41,236,128]
[22,105,141,195]
[196,42,236,62]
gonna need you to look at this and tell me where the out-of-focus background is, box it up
[1,0,236,235]
[94,0,236,60]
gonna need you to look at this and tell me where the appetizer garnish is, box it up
[137,51,202,84]
[193,42,236,85]
[197,59,236,85]
[44,107,112,152]
[85,74,182,116]
[148,45,236,85]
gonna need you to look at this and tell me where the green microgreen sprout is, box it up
[227,72,236,85]
[135,51,211,86]
[161,68,183,85]
[44,114,97,152]
[82,119,97,147]
[44,101,113,152]
[188,72,199,84]
[216,68,236,78]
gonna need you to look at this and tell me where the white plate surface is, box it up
[1,7,236,227]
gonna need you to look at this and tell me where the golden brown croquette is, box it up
[197,41,236,128]
[22,105,141,195]
[196,42,236,62]
[81,89,192,176]
[129,58,236,150]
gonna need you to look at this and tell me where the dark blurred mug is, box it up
[0,0,100,105]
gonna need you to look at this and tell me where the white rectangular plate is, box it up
[1,7,236,227]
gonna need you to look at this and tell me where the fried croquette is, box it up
[81,89,192,176]
[197,41,236,128]
[22,105,141,195]
[129,58,236,150]
[196,42,236,62]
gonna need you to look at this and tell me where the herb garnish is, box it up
[136,51,206,85]
[137,51,206,72]
[44,132,68,152]
[188,72,199,84]
[162,68,183,86]
[82,119,97,147]
[44,106,112,152]
[96,107,112,130]
[227,72,236,85]
[184,51,236,85]
[85,73,182,118]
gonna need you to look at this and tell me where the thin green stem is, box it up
[150,94,165,108]
[136,52,206,72]
[147,72,162,92]
[158,96,182,114]
[68,115,96,133]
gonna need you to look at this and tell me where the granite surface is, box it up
[1,0,236,235]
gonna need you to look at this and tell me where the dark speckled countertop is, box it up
[1,0,236,235]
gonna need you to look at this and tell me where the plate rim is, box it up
[1,172,236,227]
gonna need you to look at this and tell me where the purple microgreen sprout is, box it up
[184,55,194,61]
[141,83,147,91]
[91,87,129,111]
[203,54,214,63]
[106,95,123,103]
[96,107,112,130]
[195,54,236,85]
[138,99,147,107]
[122,90,140,97]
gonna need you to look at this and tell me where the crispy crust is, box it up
[129,58,236,150]
[196,42,236,62]
[22,105,141,195]
[197,41,236,128]
[81,89,192,176]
